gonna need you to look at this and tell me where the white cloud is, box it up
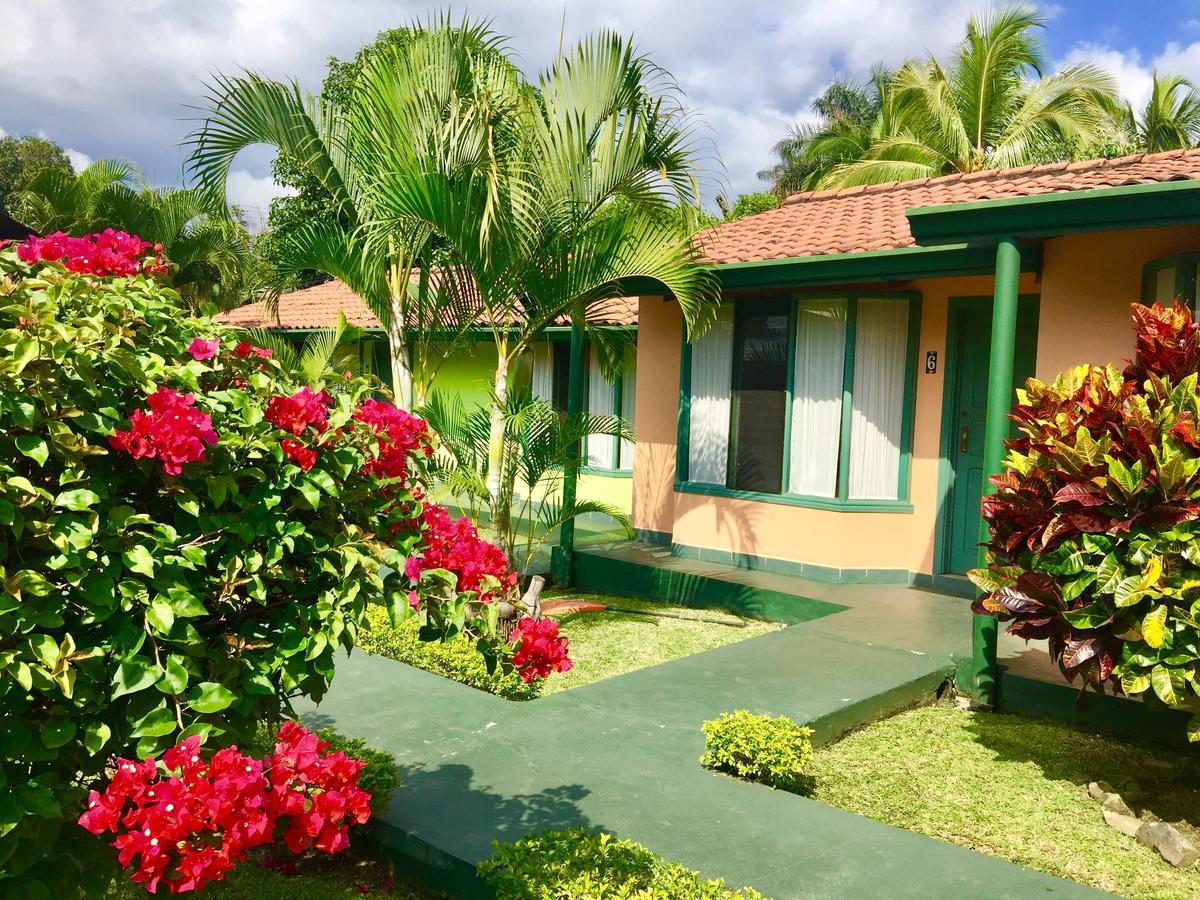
[1061,42,1154,110]
[226,169,296,232]
[65,148,93,173]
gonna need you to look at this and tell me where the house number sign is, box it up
[925,350,938,374]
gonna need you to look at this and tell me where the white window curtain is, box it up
[848,298,909,500]
[618,345,637,470]
[789,300,846,497]
[531,343,554,403]
[687,305,734,485]
[586,348,616,468]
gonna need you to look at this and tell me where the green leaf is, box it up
[1063,602,1113,629]
[53,488,100,511]
[1188,713,1199,743]
[307,469,339,497]
[188,682,236,714]
[124,544,155,578]
[130,704,177,738]
[1120,671,1152,695]
[1142,605,1169,649]
[112,657,161,699]
[83,722,112,755]
[39,719,76,749]
[1094,553,1123,594]
[146,598,175,635]
[159,656,189,694]
[297,480,321,509]
[14,436,49,467]
[1150,664,1184,706]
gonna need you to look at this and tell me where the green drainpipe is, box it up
[972,235,1021,707]
[550,318,586,585]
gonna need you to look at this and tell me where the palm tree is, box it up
[186,21,514,408]
[816,5,1117,188]
[189,21,719,516]
[11,161,261,309]
[1126,72,1200,153]
[243,311,369,386]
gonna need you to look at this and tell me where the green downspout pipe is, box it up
[972,235,1021,707]
[551,318,586,585]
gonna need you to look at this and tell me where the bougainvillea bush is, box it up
[0,234,566,894]
[971,303,1200,740]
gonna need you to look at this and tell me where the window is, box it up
[1142,253,1200,307]
[683,294,917,507]
[529,341,575,412]
[585,342,637,470]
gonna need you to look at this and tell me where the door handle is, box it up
[960,424,969,454]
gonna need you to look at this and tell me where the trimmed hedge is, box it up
[478,828,765,899]
[700,710,813,793]
[357,606,541,701]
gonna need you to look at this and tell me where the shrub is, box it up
[700,710,814,792]
[0,238,548,893]
[357,606,541,701]
[477,828,765,899]
[971,303,1200,741]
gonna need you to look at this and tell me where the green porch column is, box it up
[972,235,1021,707]
[551,318,587,585]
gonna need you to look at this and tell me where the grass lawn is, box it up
[108,848,438,898]
[539,591,782,695]
[807,703,1200,899]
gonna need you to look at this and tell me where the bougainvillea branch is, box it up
[17,229,168,277]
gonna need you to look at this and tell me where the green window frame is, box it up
[1141,252,1200,307]
[583,339,636,476]
[675,291,921,513]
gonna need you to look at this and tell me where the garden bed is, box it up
[357,592,781,699]
[807,702,1199,899]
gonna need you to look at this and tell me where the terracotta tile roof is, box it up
[217,279,638,330]
[698,148,1200,265]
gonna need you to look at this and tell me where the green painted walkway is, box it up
[295,546,1105,899]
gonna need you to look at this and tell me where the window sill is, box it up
[674,480,914,513]
[582,466,634,478]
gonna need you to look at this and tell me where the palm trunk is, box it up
[486,351,509,521]
[386,289,414,410]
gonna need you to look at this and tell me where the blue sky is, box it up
[0,1,1197,226]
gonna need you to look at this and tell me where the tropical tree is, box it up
[189,21,719,518]
[1125,71,1200,153]
[186,21,509,408]
[242,311,371,385]
[817,5,1116,187]
[11,160,262,309]
[0,133,72,210]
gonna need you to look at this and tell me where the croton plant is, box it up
[971,302,1200,740]
[0,233,568,894]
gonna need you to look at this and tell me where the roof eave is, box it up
[907,179,1200,246]
[710,242,1042,292]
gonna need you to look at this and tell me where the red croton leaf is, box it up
[1061,637,1100,671]
[1051,483,1105,507]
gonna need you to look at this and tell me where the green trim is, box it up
[675,328,692,484]
[712,243,1042,291]
[580,466,633,478]
[1141,251,1200,306]
[552,320,588,585]
[571,549,848,625]
[835,298,858,500]
[908,178,1200,245]
[670,542,912,585]
[780,300,798,492]
[675,479,914,513]
[911,573,975,599]
[633,527,672,546]
[972,237,1022,707]
[896,296,923,498]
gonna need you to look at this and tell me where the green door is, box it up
[943,298,1039,575]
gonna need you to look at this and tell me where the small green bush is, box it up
[358,606,541,701]
[700,710,813,792]
[478,828,764,899]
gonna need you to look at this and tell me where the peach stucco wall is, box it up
[633,223,1200,576]
[1036,224,1200,378]
[631,296,681,536]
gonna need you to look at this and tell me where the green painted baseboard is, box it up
[367,816,489,899]
[633,527,672,546]
[572,549,847,625]
[670,542,911,585]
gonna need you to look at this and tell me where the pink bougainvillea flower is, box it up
[234,341,272,359]
[280,438,318,472]
[16,229,168,278]
[352,399,432,485]
[511,616,573,683]
[403,502,517,604]
[407,590,420,610]
[265,387,331,436]
[188,337,220,361]
[79,724,372,894]
[108,387,218,475]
